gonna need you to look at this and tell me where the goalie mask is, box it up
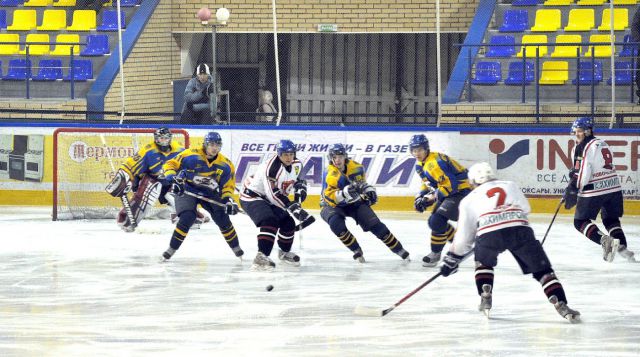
[154,127,172,152]
[467,162,496,186]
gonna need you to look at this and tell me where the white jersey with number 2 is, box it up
[449,180,531,256]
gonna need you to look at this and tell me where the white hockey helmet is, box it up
[467,162,496,186]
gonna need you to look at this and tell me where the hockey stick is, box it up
[541,197,565,246]
[120,194,137,230]
[354,251,472,317]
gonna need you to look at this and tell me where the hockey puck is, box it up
[266,284,274,292]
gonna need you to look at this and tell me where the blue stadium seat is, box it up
[513,0,541,5]
[0,0,24,6]
[3,59,31,80]
[471,61,502,85]
[64,59,93,81]
[572,61,602,85]
[486,35,516,57]
[0,10,6,29]
[32,59,63,81]
[115,0,138,6]
[97,10,125,31]
[80,34,110,56]
[505,61,534,85]
[499,10,529,32]
[619,35,637,57]
[607,61,634,85]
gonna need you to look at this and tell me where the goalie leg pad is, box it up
[105,169,131,197]
[126,178,162,227]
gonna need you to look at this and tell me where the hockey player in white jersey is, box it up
[240,139,314,270]
[439,162,580,323]
[563,117,634,262]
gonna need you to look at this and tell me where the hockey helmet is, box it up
[409,134,429,152]
[327,143,347,161]
[276,139,296,156]
[203,131,222,149]
[570,117,594,134]
[154,127,172,152]
[467,162,496,186]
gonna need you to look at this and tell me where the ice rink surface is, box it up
[1,207,639,356]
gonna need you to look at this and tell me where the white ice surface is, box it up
[1,207,639,356]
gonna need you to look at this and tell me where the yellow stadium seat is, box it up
[517,35,548,57]
[20,34,50,56]
[50,34,80,56]
[67,10,96,31]
[612,0,638,4]
[598,9,628,31]
[6,10,37,31]
[550,35,582,58]
[577,0,605,4]
[37,10,67,31]
[584,35,615,58]
[24,0,53,6]
[0,34,20,55]
[531,9,562,32]
[564,9,594,31]
[53,0,77,6]
[539,61,568,85]
[544,0,572,5]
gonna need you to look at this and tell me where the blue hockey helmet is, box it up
[328,143,347,161]
[409,134,429,152]
[571,117,594,134]
[154,127,172,152]
[203,131,222,149]
[276,139,296,156]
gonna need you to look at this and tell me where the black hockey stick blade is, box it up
[295,215,315,232]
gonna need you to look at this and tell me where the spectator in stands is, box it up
[256,89,276,122]
[632,5,640,103]
[181,63,214,125]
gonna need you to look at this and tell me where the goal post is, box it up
[52,128,190,221]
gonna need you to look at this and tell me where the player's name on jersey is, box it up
[478,209,528,228]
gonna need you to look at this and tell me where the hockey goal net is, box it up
[53,128,190,220]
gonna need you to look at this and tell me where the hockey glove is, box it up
[105,169,131,197]
[224,197,239,215]
[563,180,578,210]
[294,179,308,203]
[340,184,361,204]
[440,252,464,277]
[358,182,377,206]
[414,191,436,213]
[170,173,186,197]
[287,202,310,222]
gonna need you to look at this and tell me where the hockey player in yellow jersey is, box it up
[160,132,244,261]
[320,144,410,262]
[409,134,471,267]
[105,127,197,232]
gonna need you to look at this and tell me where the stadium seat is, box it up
[19,34,50,56]
[550,35,582,58]
[517,35,548,57]
[37,9,67,31]
[585,35,615,58]
[64,59,93,81]
[499,10,528,32]
[564,9,594,32]
[67,10,96,31]
[619,35,637,57]
[116,0,138,6]
[0,10,6,30]
[513,0,540,5]
[597,9,628,31]
[0,0,24,5]
[505,61,535,85]
[471,62,502,85]
[572,61,603,85]
[531,10,562,32]
[3,59,32,80]
[539,61,568,85]
[576,0,605,4]
[485,36,516,57]
[0,34,20,55]
[80,34,110,56]
[23,0,53,6]
[6,10,37,31]
[612,0,638,4]
[607,61,633,85]
[50,34,80,56]
[97,10,125,31]
[32,59,63,81]
[53,0,76,6]
[543,0,572,5]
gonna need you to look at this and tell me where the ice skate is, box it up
[352,249,366,263]
[617,245,636,263]
[422,251,441,267]
[251,252,276,271]
[396,248,410,262]
[600,235,620,262]
[478,284,492,318]
[549,295,581,323]
[160,247,175,262]
[278,249,301,267]
[232,246,244,260]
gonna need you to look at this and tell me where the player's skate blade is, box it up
[478,284,492,318]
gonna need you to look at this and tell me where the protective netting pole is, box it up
[609,0,615,128]
[272,0,283,126]
[117,0,126,124]
[436,0,443,127]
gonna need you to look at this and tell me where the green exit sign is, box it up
[317,24,338,32]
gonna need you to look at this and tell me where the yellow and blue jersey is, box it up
[415,152,470,200]
[163,148,236,199]
[321,159,366,207]
[120,142,184,180]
